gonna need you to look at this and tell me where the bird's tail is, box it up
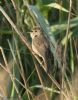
[45,49,53,73]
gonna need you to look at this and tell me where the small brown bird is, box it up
[30,26,52,72]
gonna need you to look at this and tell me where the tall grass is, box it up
[0,0,78,100]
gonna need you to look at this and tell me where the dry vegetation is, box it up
[0,0,78,100]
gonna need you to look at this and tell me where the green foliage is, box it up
[0,0,78,100]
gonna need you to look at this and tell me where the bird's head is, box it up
[30,26,41,39]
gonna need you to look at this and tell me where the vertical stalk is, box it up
[62,0,72,100]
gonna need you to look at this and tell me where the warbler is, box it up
[30,26,52,73]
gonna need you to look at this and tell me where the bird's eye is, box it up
[35,30,37,32]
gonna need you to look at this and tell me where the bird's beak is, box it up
[28,30,33,34]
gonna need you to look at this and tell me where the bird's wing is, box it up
[32,35,49,57]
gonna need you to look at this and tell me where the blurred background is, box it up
[0,0,78,100]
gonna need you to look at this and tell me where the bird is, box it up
[30,26,52,73]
